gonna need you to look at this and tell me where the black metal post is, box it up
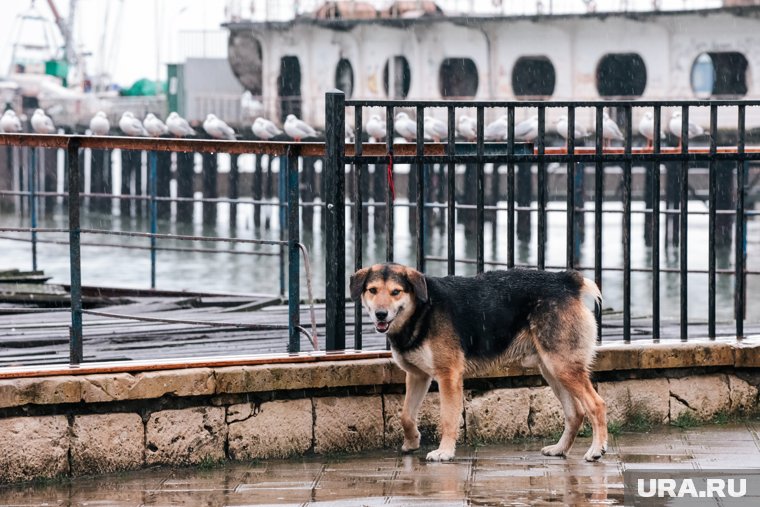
[708,105,717,339]
[416,105,425,272]
[566,107,575,270]
[354,106,364,350]
[287,147,300,353]
[385,106,394,263]
[537,106,546,271]
[476,107,485,273]
[325,91,346,351]
[623,105,632,343]
[67,138,83,365]
[594,106,604,342]
[736,105,746,339]
[507,107,515,268]
[229,153,239,229]
[679,105,689,342]
[447,105,456,275]
[652,105,661,341]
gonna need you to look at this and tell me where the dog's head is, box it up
[349,263,428,334]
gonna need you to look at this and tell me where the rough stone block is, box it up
[465,388,530,444]
[384,392,463,447]
[71,413,144,476]
[597,381,630,425]
[640,343,733,370]
[130,368,214,400]
[215,359,402,395]
[594,344,643,372]
[598,379,669,425]
[727,375,759,413]
[79,373,135,403]
[228,399,312,460]
[146,407,226,466]
[669,374,730,420]
[314,396,383,454]
[0,416,69,483]
[0,376,81,409]
[528,386,564,437]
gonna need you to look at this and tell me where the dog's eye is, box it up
[368,288,377,295]
[390,289,401,296]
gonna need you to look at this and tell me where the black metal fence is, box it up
[323,92,758,350]
[0,134,318,363]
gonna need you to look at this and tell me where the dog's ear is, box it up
[349,267,371,302]
[405,267,428,303]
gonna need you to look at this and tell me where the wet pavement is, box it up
[1,423,759,506]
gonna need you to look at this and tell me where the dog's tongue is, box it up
[376,322,389,333]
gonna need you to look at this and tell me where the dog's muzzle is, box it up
[375,320,391,333]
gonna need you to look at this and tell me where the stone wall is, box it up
[0,339,759,484]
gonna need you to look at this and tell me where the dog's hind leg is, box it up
[553,366,607,462]
[538,362,585,457]
[401,372,432,452]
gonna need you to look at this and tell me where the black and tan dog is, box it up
[350,263,607,462]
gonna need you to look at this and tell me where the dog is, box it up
[350,263,607,462]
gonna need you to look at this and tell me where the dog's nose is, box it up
[375,310,388,321]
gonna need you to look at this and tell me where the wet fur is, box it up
[351,264,607,462]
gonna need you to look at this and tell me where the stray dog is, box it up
[350,263,607,462]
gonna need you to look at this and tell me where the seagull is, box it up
[394,112,416,141]
[555,115,589,142]
[366,114,386,141]
[284,114,317,141]
[166,112,196,137]
[638,111,665,148]
[203,113,236,140]
[144,113,169,137]
[345,122,355,143]
[118,112,147,137]
[423,116,447,142]
[514,115,539,142]
[0,110,23,133]
[458,115,478,141]
[31,109,56,134]
[89,111,110,135]
[602,112,624,146]
[252,117,282,140]
[483,115,507,141]
[669,111,706,140]
[240,90,263,121]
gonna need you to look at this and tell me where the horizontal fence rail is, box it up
[325,93,757,351]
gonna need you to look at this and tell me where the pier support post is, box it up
[324,91,345,351]
[202,153,218,225]
[176,151,194,221]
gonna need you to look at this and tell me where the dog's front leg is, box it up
[426,369,463,461]
[401,372,432,452]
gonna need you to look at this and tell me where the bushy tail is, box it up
[580,277,602,307]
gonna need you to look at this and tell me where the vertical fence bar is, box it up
[325,91,346,351]
[29,147,38,271]
[652,106,661,341]
[416,106,425,272]
[679,105,689,342]
[507,106,515,269]
[708,104,717,339]
[566,107,575,270]
[736,104,746,339]
[354,107,363,350]
[287,147,300,353]
[149,151,158,289]
[67,138,83,365]
[447,105,456,275]
[537,106,546,271]
[385,106,395,263]
[278,157,286,297]
[476,107,485,273]
[623,105,632,344]
[594,106,604,342]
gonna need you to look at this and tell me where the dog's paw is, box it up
[402,433,421,452]
[541,444,568,457]
[426,448,455,461]
[583,446,605,462]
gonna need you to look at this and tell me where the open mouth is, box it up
[375,321,391,333]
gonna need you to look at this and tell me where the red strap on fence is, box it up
[386,152,395,200]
